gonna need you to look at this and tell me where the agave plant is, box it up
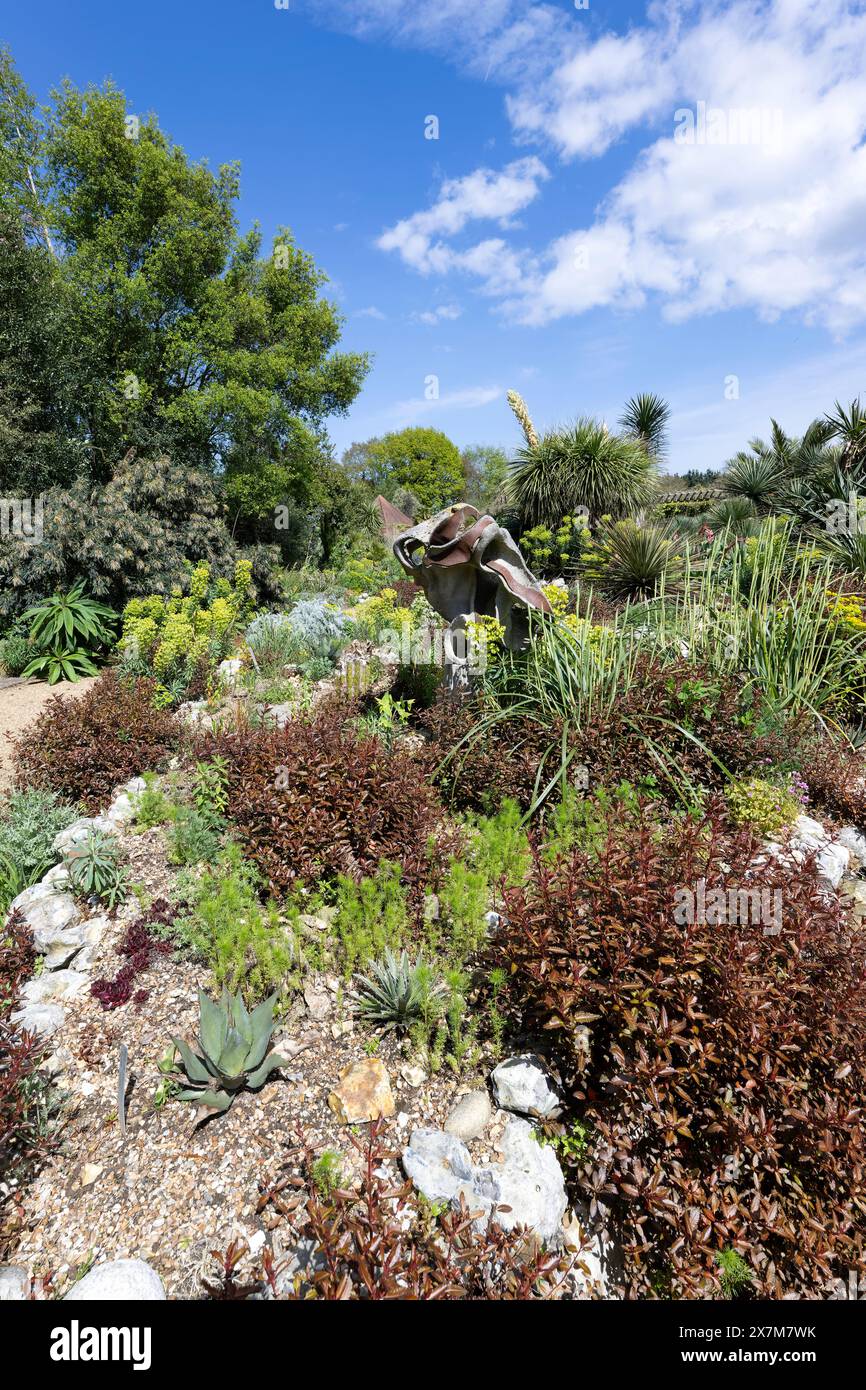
[354,949,446,1034]
[172,990,287,1120]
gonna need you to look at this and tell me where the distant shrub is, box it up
[199,705,444,901]
[498,798,866,1298]
[0,632,35,677]
[15,672,179,813]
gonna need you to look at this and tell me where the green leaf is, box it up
[172,1037,212,1086]
[246,1052,287,1090]
[217,1026,251,1079]
[198,989,228,1061]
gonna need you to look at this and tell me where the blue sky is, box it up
[4,0,866,473]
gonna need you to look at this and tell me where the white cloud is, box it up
[355,305,387,319]
[377,157,549,273]
[413,303,463,325]
[354,0,866,334]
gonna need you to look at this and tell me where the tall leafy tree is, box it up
[342,427,464,515]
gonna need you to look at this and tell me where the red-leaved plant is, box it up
[496,797,866,1298]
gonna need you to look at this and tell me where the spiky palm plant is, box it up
[826,398,866,474]
[619,393,671,459]
[705,495,762,537]
[597,520,685,601]
[510,419,656,528]
[721,450,783,512]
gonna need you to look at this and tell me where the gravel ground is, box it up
[6,822,507,1298]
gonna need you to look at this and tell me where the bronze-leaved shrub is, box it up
[497,798,866,1298]
[199,705,446,900]
[15,671,179,813]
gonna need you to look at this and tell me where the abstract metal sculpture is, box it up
[393,504,551,682]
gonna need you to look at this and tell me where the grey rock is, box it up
[64,1258,166,1302]
[0,1266,29,1301]
[816,842,849,891]
[105,792,136,825]
[491,1053,563,1119]
[835,825,866,863]
[444,1089,493,1141]
[402,1129,475,1206]
[403,1118,567,1244]
[303,982,331,1021]
[8,881,80,941]
[12,969,88,1037]
[473,1118,568,1242]
[790,814,829,854]
[42,864,71,887]
[266,702,293,729]
[53,817,117,854]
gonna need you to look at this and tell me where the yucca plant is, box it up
[721,450,782,512]
[171,989,287,1120]
[510,419,656,528]
[354,949,446,1034]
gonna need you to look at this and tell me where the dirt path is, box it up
[0,677,100,795]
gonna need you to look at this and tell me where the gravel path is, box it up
[0,677,100,795]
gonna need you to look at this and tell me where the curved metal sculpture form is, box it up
[393,504,552,683]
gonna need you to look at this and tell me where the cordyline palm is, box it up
[510,418,656,528]
[826,398,866,474]
[619,392,671,460]
[598,519,686,601]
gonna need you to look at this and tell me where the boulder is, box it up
[11,969,88,1037]
[491,1054,563,1119]
[444,1089,492,1141]
[217,658,245,692]
[816,842,849,891]
[53,818,117,855]
[328,1059,395,1123]
[8,882,80,941]
[403,1117,567,1243]
[835,825,866,863]
[63,1258,166,1302]
[0,1266,29,1301]
[790,814,829,854]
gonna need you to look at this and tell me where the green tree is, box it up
[343,428,463,515]
[0,55,370,498]
[461,444,510,512]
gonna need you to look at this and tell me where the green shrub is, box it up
[0,789,80,912]
[0,632,35,677]
[170,843,295,1004]
[726,776,800,835]
[334,861,409,976]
